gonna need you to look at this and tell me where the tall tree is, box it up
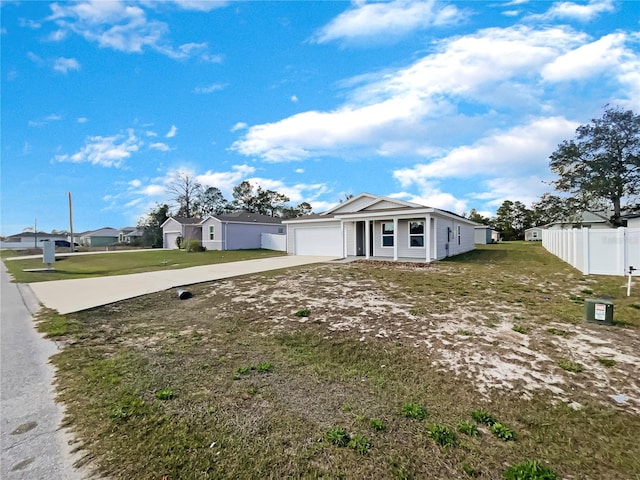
[467,208,489,225]
[281,202,313,219]
[166,173,202,217]
[493,200,532,240]
[232,180,256,212]
[549,106,640,226]
[138,203,171,247]
[197,186,228,217]
[254,187,290,216]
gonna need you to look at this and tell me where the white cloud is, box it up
[230,122,248,132]
[392,189,468,215]
[169,0,229,12]
[194,83,228,94]
[149,142,170,151]
[53,56,80,73]
[165,125,177,138]
[542,33,631,82]
[291,95,299,103]
[196,165,256,195]
[77,117,89,123]
[139,184,166,196]
[314,0,465,44]
[53,129,142,168]
[129,179,142,188]
[232,25,588,162]
[392,116,578,183]
[532,0,615,22]
[45,1,223,60]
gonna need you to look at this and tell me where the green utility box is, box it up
[585,298,614,325]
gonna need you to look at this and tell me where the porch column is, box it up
[393,218,398,261]
[432,216,437,260]
[425,215,431,262]
[365,220,370,259]
[341,220,345,258]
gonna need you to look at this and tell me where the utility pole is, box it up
[68,192,75,253]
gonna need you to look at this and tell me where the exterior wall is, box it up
[435,218,474,259]
[226,223,283,250]
[345,221,356,256]
[162,218,183,249]
[628,217,640,228]
[331,196,375,214]
[525,228,543,241]
[474,227,492,244]
[201,217,223,250]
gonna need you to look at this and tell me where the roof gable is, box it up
[324,193,423,215]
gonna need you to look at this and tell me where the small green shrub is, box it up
[184,239,205,252]
[348,434,372,454]
[457,421,479,436]
[503,460,558,480]
[471,409,496,426]
[255,362,273,373]
[155,388,174,400]
[402,402,427,420]
[596,357,616,367]
[326,426,350,447]
[428,424,457,447]
[294,308,311,317]
[491,422,515,441]
[369,418,385,431]
[558,359,583,373]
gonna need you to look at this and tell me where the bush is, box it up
[184,239,205,252]
[503,460,557,480]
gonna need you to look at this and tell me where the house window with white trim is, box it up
[409,221,424,247]
[209,225,215,240]
[457,225,461,245]
[382,222,394,247]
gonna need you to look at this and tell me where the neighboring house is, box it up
[2,232,67,248]
[524,227,544,241]
[545,211,611,230]
[77,227,120,247]
[283,193,476,261]
[161,213,284,250]
[119,226,144,244]
[474,226,499,244]
[622,213,640,228]
[161,217,203,249]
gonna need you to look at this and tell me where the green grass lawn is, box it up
[3,249,286,283]
[36,243,640,479]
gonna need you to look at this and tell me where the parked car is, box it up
[54,240,79,247]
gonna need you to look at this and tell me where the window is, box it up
[382,222,394,247]
[457,225,461,245]
[532,231,538,238]
[409,221,424,247]
[278,227,284,234]
[209,225,215,240]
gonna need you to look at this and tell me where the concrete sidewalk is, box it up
[28,255,336,314]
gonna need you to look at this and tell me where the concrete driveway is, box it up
[28,255,337,314]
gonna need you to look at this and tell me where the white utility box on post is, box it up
[42,239,55,268]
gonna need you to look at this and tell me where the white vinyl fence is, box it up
[261,233,287,252]
[542,227,640,276]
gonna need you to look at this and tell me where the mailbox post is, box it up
[42,239,55,269]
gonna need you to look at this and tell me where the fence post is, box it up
[582,228,590,275]
[619,228,627,276]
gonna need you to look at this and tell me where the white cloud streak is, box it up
[313,0,465,44]
[53,129,142,168]
[53,56,80,73]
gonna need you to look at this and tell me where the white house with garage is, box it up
[283,193,477,261]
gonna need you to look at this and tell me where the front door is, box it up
[356,221,365,256]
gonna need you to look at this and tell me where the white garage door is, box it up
[164,232,180,249]
[294,227,343,257]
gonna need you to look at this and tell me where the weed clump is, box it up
[471,409,497,426]
[428,424,457,447]
[402,402,427,420]
[503,460,557,479]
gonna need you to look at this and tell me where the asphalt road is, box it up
[0,263,88,479]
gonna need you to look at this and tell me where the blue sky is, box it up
[1,0,639,235]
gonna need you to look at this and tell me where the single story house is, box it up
[622,213,640,228]
[118,227,144,244]
[77,227,120,247]
[283,193,476,261]
[524,227,544,241]
[474,226,500,244]
[546,211,611,230]
[1,231,68,249]
[162,212,284,250]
